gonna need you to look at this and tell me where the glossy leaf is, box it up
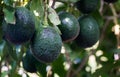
[3,7,15,24]
[48,7,61,26]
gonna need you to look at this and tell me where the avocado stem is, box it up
[44,0,49,26]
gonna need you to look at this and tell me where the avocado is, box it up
[22,49,47,74]
[58,11,80,43]
[31,26,62,63]
[2,7,35,45]
[104,0,118,3]
[22,49,38,73]
[75,15,100,48]
[75,0,99,14]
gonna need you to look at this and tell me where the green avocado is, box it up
[104,0,118,3]
[58,11,80,43]
[22,49,47,74]
[31,26,62,63]
[75,15,100,48]
[2,7,35,45]
[22,50,38,73]
[75,0,99,14]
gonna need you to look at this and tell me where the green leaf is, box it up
[91,10,104,28]
[0,40,5,58]
[12,73,21,77]
[3,0,14,6]
[57,0,79,3]
[4,41,18,61]
[52,54,66,77]
[30,0,44,22]
[36,62,47,77]
[3,6,15,24]
[1,71,8,77]
[48,7,61,26]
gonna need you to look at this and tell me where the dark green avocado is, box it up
[75,0,99,14]
[2,7,35,45]
[58,11,80,43]
[22,49,38,73]
[75,15,100,48]
[22,49,47,74]
[31,26,62,63]
[104,0,118,3]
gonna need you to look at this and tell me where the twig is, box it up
[71,49,96,77]
[44,0,48,26]
[65,51,72,77]
[109,4,118,25]
[109,4,120,48]
[99,0,104,15]
[0,60,2,76]
[51,0,56,9]
[104,14,120,20]
[99,20,110,44]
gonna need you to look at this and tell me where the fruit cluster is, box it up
[2,0,118,73]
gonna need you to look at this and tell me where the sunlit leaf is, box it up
[48,7,61,26]
[30,0,44,21]
[3,7,15,24]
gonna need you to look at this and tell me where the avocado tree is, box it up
[0,0,120,77]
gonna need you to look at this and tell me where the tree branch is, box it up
[51,0,56,8]
[109,4,120,48]
[71,49,96,77]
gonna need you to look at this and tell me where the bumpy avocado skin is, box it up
[22,50,38,73]
[58,11,80,42]
[76,15,100,48]
[31,26,62,63]
[104,0,118,3]
[75,0,98,14]
[2,7,35,45]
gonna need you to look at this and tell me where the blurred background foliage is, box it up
[1,0,120,77]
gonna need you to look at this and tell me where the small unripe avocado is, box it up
[75,0,99,14]
[2,7,35,45]
[75,15,100,48]
[22,49,47,73]
[104,0,118,3]
[31,26,62,63]
[22,50,38,73]
[58,11,80,43]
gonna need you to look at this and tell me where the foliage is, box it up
[0,0,120,77]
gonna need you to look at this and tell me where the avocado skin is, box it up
[75,15,100,48]
[31,26,62,63]
[75,0,98,14]
[2,7,35,45]
[22,50,38,73]
[58,11,80,43]
[104,0,118,3]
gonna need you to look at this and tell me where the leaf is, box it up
[3,0,13,6]
[52,54,66,77]
[1,71,8,77]
[91,10,104,28]
[4,41,18,61]
[36,62,47,77]
[3,6,15,24]
[48,7,61,26]
[30,0,44,21]
[0,40,6,58]
[12,73,21,77]
[57,0,79,3]
[48,7,62,34]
